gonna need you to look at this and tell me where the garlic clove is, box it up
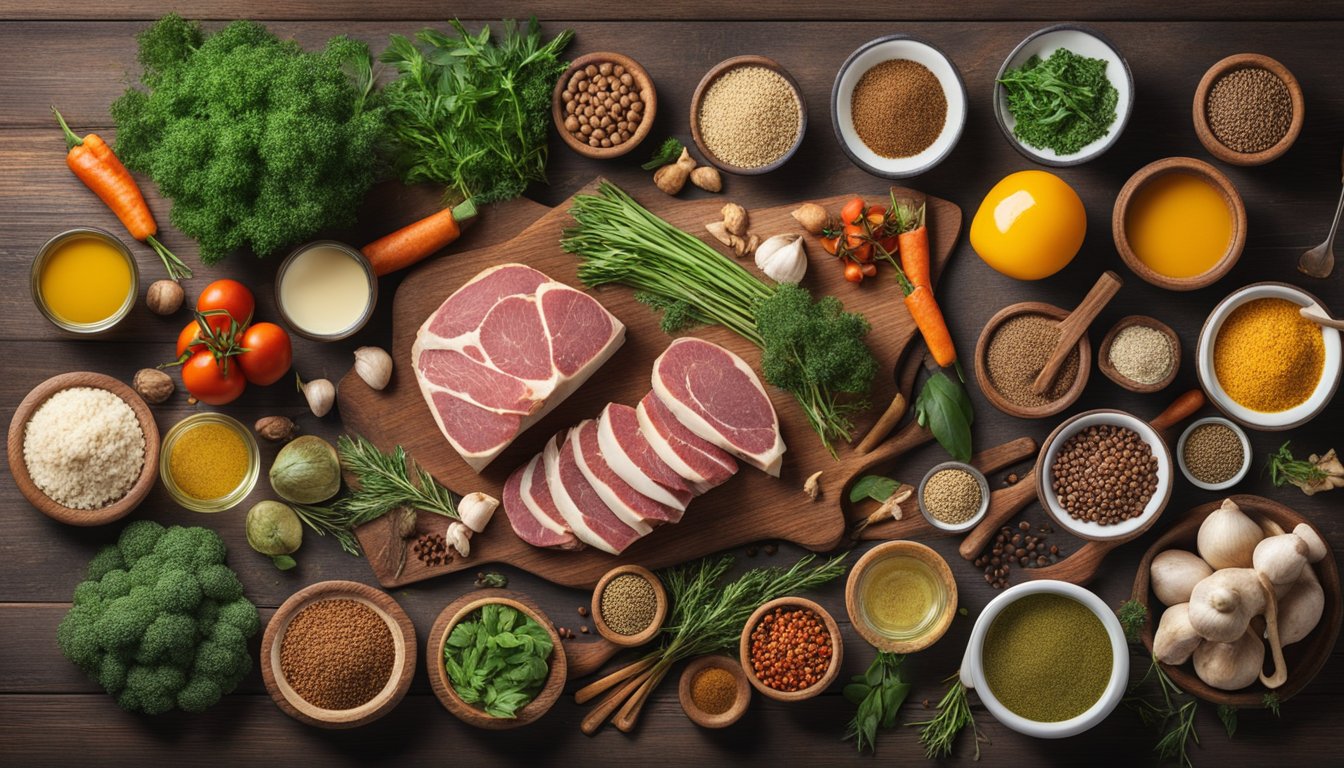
[296,374,335,418]
[459,491,499,534]
[1188,567,1265,643]
[1197,497,1263,570]
[447,521,472,558]
[1150,549,1213,607]
[754,234,807,284]
[353,346,393,390]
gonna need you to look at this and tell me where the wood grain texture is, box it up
[340,185,960,588]
[3,8,1344,767]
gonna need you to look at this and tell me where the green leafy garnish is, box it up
[1117,599,1148,643]
[476,572,509,589]
[1266,441,1327,488]
[998,47,1118,156]
[1217,704,1238,738]
[289,502,366,557]
[1263,693,1281,717]
[1125,654,1200,768]
[271,555,297,571]
[915,370,974,462]
[849,475,901,504]
[336,434,460,524]
[444,603,553,718]
[381,19,572,204]
[641,137,685,170]
[844,653,910,753]
[908,675,986,760]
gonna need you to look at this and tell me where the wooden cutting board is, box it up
[339,179,961,588]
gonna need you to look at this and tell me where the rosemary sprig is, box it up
[336,434,459,525]
[908,675,986,760]
[1125,653,1200,768]
[290,502,364,557]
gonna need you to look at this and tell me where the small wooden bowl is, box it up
[428,589,567,729]
[591,564,668,647]
[678,655,751,728]
[1112,157,1247,291]
[1193,54,1304,166]
[261,580,417,729]
[1132,495,1341,705]
[845,541,958,653]
[691,55,807,175]
[552,51,657,160]
[738,596,843,702]
[1098,315,1181,393]
[7,372,159,526]
[974,301,1092,419]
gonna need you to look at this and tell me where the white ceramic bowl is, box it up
[918,461,990,533]
[960,580,1129,739]
[993,24,1134,166]
[831,35,967,179]
[1196,282,1342,431]
[1039,410,1173,541]
[1176,416,1252,491]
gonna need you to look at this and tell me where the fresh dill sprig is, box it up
[1118,599,1149,643]
[335,434,459,525]
[640,137,684,170]
[1266,441,1327,488]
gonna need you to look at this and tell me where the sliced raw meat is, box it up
[651,338,785,476]
[520,453,581,549]
[636,392,737,495]
[544,431,643,555]
[597,403,693,509]
[502,455,580,550]
[572,419,682,530]
[412,263,625,472]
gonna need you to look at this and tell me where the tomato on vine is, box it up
[237,322,293,386]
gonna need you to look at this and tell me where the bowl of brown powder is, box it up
[690,55,806,175]
[974,301,1092,419]
[1193,53,1303,166]
[831,35,967,179]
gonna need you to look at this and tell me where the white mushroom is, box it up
[1187,568,1267,643]
[458,492,499,534]
[1197,498,1264,570]
[1150,550,1213,607]
[1193,629,1265,691]
[1278,565,1325,646]
[1153,603,1202,665]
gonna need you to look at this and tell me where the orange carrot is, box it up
[894,202,930,291]
[362,199,477,276]
[904,284,957,367]
[53,106,191,280]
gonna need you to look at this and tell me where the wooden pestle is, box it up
[854,393,908,454]
[1031,271,1124,395]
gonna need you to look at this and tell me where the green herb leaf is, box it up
[844,653,910,754]
[1117,599,1148,643]
[641,137,684,170]
[444,604,553,719]
[843,683,871,705]
[849,475,901,504]
[998,47,1118,156]
[1263,693,1281,717]
[915,371,974,462]
[336,434,460,526]
[271,555,297,571]
[1217,704,1238,738]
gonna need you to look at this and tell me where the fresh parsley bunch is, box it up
[444,603,553,718]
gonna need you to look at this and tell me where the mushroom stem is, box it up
[1258,572,1289,689]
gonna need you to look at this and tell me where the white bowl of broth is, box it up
[276,241,378,341]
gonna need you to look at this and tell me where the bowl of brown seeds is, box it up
[591,564,668,647]
[690,55,806,175]
[1176,416,1251,491]
[553,52,657,160]
[1098,315,1180,394]
[1193,53,1303,166]
[975,301,1092,419]
[918,461,991,533]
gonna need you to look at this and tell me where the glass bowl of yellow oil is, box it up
[846,541,958,653]
[32,227,139,333]
[159,413,259,513]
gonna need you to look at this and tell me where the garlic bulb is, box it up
[353,346,393,390]
[1193,629,1264,691]
[447,521,472,558]
[1196,498,1263,570]
[754,234,807,284]
[459,492,499,534]
[1150,549,1213,607]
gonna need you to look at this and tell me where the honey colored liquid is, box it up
[860,556,941,637]
[1125,172,1232,279]
[39,236,133,324]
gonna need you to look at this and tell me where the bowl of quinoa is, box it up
[8,371,158,526]
[690,55,806,175]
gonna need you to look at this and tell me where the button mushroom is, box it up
[1253,523,1326,597]
[1196,498,1264,570]
[1278,566,1325,646]
[1150,549,1214,607]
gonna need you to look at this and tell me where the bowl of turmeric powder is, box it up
[159,413,260,512]
[1197,282,1342,431]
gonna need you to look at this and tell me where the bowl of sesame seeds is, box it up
[1193,53,1304,166]
[690,55,806,175]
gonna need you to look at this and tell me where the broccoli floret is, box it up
[56,523,258,715]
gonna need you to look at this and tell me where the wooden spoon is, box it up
[1301,304,1344,330]
[1032,271,1124,395]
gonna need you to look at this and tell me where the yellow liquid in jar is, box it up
[169,422,249,500]
[39,236,133,324]
[1125,172,1233,279]
[859,556,942,638]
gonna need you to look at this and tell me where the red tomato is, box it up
[843,261,864,283]
[237,322,293,386]
[819,235,841,256]
[176,321,206,359]
[860,262,878,277]
[843,222,867,250]
[865,206,886,229]
[196,279,255,336]
[852,243,874,263]
[877,235,900,258]
[840,197,866,225]
[181,350,247,405]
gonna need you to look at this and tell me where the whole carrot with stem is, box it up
[362,198,477,276]
[53,106,191,280]
[890,197,931,291]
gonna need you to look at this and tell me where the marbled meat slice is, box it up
[636,392,737,495]
[572,419,681,530]
[596,403,693,510]
[502,454,580,550]
[544,430,643,555]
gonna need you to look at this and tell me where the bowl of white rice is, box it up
[7,372,159,526]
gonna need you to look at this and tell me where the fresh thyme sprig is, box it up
[336,434,459,525]
[908,675,987,760]
[290,502,364,557]
[1125,653,1200,768]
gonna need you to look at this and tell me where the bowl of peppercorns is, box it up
[739,597,843,702]
[1037,409,1173,543]
[553,52,657,160]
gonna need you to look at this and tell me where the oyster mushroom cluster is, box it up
[1151,498,1327,691]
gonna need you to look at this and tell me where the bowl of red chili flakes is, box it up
[738,596,843,702]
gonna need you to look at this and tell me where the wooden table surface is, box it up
[2,2,1342,765]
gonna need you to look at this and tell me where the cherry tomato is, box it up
[181,350,247,405]
[865,205,887,229]
[840,197,866,225]
[877,235,900,258]
[819,235,841,256]
[852,243,874,263]
[860,262,878,277]
[196,279,255,336]
[237,322,293,386]
[843,222,867,250]
[843,261,864,283]
[176,321,206,359]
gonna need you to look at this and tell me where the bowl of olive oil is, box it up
[844,541,957,653]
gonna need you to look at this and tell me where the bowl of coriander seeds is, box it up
[918,461,990,533]
[1098,315,1180,393]
[591,564,668,647]
[1176,417,1251,491]
[690,55,806,175]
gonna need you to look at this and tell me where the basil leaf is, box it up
[844,683,871,705]
[849,475,901,504]
[916,371,974,462]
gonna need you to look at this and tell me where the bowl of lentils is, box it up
[739,596,842,702]
[1038,409,1173,542]
[1193,53,1303,166]
[1177,417,1251,491]
[553,52,657,159]
[918,461,990,533]
[691,55,806,175]
[831,35,968,179]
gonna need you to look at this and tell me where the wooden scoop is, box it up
[1031,271,1124,395]
[1301,304,1344,330]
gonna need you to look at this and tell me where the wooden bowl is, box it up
[845,541,958,653]
[678,655,751,728]
[552,51,657,160]
[1111,157,1247,291]
[428,589,567,729]
[1098,315,1181,393]
[261,580,417,729]
[7,372,159,526]
[691,55,807,175]
[1193,54,1304,166]
[738,596,843,701]
[591,564,668,647]
[1131,495,1341,705]
[974,301,1092,419]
